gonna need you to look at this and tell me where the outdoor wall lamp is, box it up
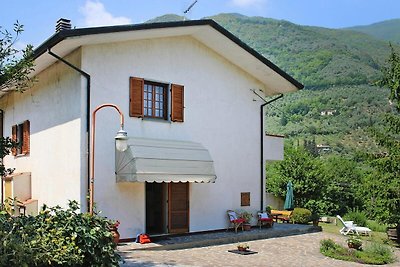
[89,103,128,216]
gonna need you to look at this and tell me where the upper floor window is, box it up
[143,82,167,119]
[12,120,30,156]
[129,77,184,122]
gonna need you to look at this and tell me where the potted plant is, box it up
[265,205,272,216]
[240,211,253,231]
[109,220,120,244]
[237,243,249,251]
[346,236,362,250]
[310,212,320,226]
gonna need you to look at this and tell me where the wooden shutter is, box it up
[22,120,30,155]
[11,125,17,156]
[168,182,189,233]
[0,110,3,138]
[171,84,184,122]
[129,77,144,117]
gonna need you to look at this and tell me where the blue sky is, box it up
[1,0,399,48]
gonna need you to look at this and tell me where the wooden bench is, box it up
[271,210,293,223]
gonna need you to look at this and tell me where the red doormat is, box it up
[228,250,258,255]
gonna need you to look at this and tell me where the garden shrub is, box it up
[320,239,341,252]
[343,211,367,227]
[358,243,395,265]
[366,220,387,233]
[291,208,311,224]
[0,200,121,266]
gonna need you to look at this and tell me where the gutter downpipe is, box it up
[47,49,91,212]
[259,93,283,212]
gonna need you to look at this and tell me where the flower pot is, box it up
[238,247,248,251]
[243,223,251,231]
[347,242,361,250]
[110,227,120,244]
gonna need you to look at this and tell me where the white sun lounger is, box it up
[336,215,372,236]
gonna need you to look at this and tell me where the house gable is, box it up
[26,20,302,100]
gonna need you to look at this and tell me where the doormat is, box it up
[228,249,258,255]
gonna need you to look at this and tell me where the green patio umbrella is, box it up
[284,181,294,210]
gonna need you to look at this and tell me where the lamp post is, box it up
[89,103,128,216]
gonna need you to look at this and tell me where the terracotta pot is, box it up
[347,243,361,250]
[243,224,251,231]
[110,228,120,244]
[238,247,248,251]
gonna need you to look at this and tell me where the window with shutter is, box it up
[11,120,30,156]
[129,77,181,122]
[171,84,184,122]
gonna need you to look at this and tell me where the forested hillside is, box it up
[204,14,396,156]
[208,13,393,88]
[264,86,392,156]
[345,19,400,44]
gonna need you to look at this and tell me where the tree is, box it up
[320,156,364,215]
[378,44,400,111]
[0,137,16,177]
[0,21,34,92]
[364,45,400,226]
[0,22,33,199]
[266,145,325,208]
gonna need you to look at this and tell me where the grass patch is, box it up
[366,220,388,233]
[320,239,395,265]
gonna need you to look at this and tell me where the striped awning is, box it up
[115,137,216,183]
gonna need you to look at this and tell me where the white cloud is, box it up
[79,0,132,27]
[230,0,266,7]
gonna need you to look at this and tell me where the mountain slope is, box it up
[345,19,400,44]
[148,13,394,88]
[146,14,185,23]
[207,13,392,88]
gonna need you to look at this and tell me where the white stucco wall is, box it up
[264,134,284,161]
[82,36,267,238]
[0,50,83,209]
[0,34,283,239]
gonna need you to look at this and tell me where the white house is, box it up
[0,19,302,240]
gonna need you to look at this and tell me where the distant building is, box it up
[320,109,336,116]
[317,144,332,153]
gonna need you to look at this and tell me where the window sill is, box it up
[141,117,171,124]
[14,153,29,158]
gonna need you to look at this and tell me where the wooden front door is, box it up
[168,182,189,233]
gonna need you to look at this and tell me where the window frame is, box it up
[143,80,168,120]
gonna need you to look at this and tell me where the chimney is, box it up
[56,18,71,33]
